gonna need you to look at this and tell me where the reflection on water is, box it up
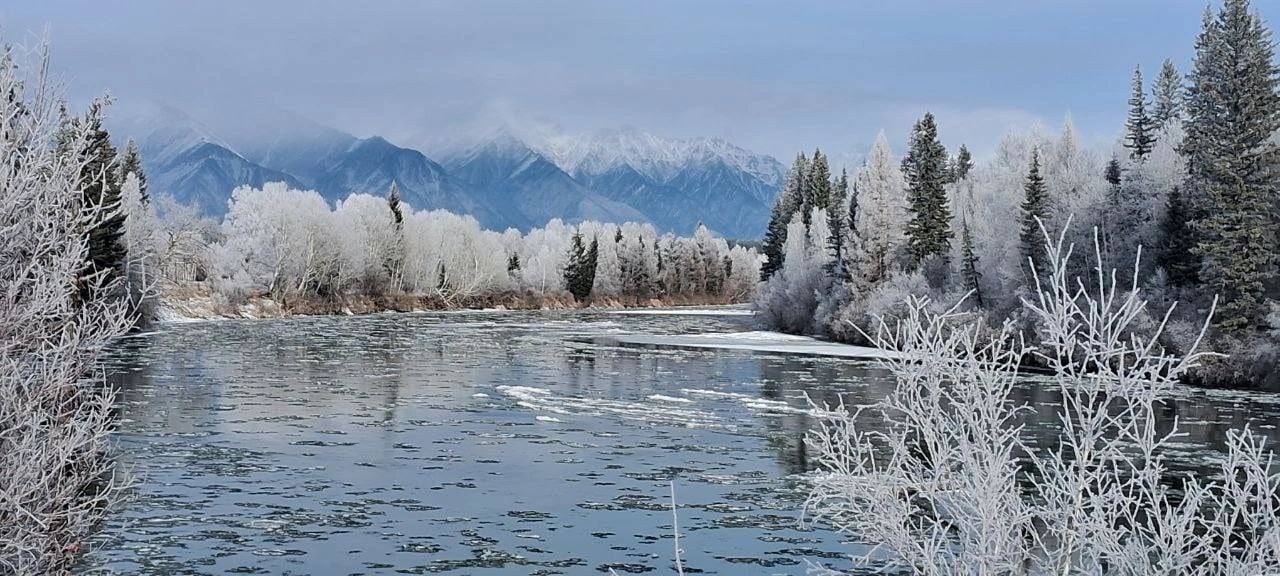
[82,311,1280,574]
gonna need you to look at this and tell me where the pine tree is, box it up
[960,218,983,309]
[1157,185,1197,286]
[1151,58,1183,126]
[951,144,973,183]
[1183,0,1280,333]
[564,233,599,301]
[1101,157,1123,262]
[1125,65,1155,160]
[1020,148,1050,280]
[760,153,808,280]
[118,138,148,204]
[824,169,850,279]
[901,112,953,269]
[80,100,126,280]
[805,149,832,220]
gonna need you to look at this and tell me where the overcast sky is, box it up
[1,1,1259,163]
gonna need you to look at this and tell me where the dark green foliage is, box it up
[507,253,521,274]
[960,219,983,308]
[805,149,832,222]
[565,233,599,301]
[1157,185,1198,286]
[1183,0,1280,333]
[1019,148,1050,280]
[901,113,953,269]
[1151,58,1183,126]
[1125,65,1155,159]
[951,144,973,183]
[825,169,851,279]
[760,153,808,280]
[79,100,126,280]
[118,138,147,204]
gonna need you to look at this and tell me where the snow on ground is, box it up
[607,331,899,360]
[607,306,755,316]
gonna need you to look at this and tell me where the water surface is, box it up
[83,311,1280,574]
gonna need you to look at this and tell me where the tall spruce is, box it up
[565,233,599,301]
[959,218,983,309]
[1019,148,1050,280]
[1157,185,1198,286]
[824,169,850,279]
[901,112,953,268]
[80,100,126,280]
[118,138,148,204]
[760,153,808,280]
[1151,58,1184,126]
[1101,157,1123,262]
[805,149,833,221]
[951,144,974,182]
[1125,65,1155,160]
[1183,0,1280,333]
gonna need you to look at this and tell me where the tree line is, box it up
[758,0,1280,388]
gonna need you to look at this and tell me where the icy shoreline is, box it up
[600,330,899,360]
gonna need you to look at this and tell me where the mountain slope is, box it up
[441,130,647,229]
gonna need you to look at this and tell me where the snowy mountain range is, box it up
[107,103,786,238]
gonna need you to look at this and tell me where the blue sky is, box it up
[0,1,1260,164]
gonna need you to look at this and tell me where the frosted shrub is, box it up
[804,226,1280,575]
[0,41,134,573]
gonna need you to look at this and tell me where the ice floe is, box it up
[606,331,899,360]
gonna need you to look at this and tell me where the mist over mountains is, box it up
[108,102,785,239]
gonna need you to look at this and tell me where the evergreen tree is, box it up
[564,233,599,301]
[1125,65,1155,160]
[387,181,404,229]
[1019,148,1050,280]
[507,253,521,274]
[1151,58,1183,126]
[80,100,126,280]
[1101,157,1123,262]
[805,149,832,220]
[1157,185,1197,286]
[901,112,953,268]
[951,144,974,183]
[824,169,850,279]
[960,218,983,309]
[1183,0,1280,333]
[118,138,148,204]
[760,153,808,280]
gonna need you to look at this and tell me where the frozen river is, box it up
[81,310,1280,574]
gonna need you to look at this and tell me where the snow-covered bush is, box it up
[0,40,134,572]
[804,227,1280,575]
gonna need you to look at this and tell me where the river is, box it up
[80,310,1280,574]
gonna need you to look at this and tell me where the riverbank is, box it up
[155,284,752,320]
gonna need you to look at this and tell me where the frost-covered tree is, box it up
[1183,0,1280,333]
[950,144,973,183]
[761,153,808,280]
[1124,65,1155,160]
[1151,58,1183,126]
[901,113,953,269]
[118,138,147,204]
[850,132,908,286]
[120,172,159,322]
[756,212,828,333]
[385,181,406,291]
